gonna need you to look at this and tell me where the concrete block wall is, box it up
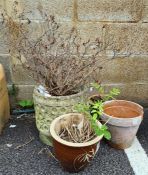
[0,0,148,106]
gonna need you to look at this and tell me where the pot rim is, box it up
[50,113,103,147]
[102,100,144,120]
[34,86,86,100]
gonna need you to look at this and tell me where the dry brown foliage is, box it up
[0,4,129,96]
[59,114,96,143]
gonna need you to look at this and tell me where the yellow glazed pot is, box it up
[0,64,10,134]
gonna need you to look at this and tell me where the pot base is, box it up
[39,133,53,146]
[108,141,133,150]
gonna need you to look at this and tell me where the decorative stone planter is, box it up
[50,113,103,173]
[0,64,10,134]
[101,100,144,149]
[33,87,86,146]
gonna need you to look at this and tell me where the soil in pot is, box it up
[101,100,144,149]
[50,113,103,173]
[104,106,140,118]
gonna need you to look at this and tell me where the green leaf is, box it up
[92,113,98,120]
[103,130,111,140]
[110,88,120,97]
[18,101,26,108]
[94,127,103,136]
[101,125,108,130]
[91,83,104,94]
[18,100,34,108]
[91,110,97,113]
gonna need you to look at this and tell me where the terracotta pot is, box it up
[33,87,86,146]
[0,64,10,134]
[50,113,103,173]
[101,100,144,149]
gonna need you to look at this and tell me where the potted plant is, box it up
[2,9,114,146]
[50,100,111,173]
[89,83,144,149]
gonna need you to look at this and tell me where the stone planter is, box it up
[50,113,103,173]
[101,100,144,149]
[0,64,10,134]
[33,87,86,146]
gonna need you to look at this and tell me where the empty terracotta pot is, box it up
[50,113,103,173]
[101,100,144,149]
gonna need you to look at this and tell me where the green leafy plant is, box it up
[75,102,111,140]
[18,100,34,108]
[75,84,120,140]
[91,83,120,101]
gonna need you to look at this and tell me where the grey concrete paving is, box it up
[0,110,147,175]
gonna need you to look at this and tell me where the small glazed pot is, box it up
[50,113,103,173]
[101,100,144,149]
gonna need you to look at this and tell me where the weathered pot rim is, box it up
[102,100,144,120]
[101,100,144,127]
[50,113,103,147]
[34,86,86,100]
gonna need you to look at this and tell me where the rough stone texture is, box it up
[15,85,34,101]
[0,21,9,54]
[4,0,73,22]
[144,0,148,6]
[143,6,148,22]
[99,56,148,84]
[103,83,148,107]
[77,22,104,41]
[104,23,148,55]
[0,55,12,83]
[78,0,143,22]
[0,0,147,106]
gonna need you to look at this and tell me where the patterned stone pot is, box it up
[33,87,86,146]
[50,113,103,173]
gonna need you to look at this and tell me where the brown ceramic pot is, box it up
[101,100,144,149]
[50,113,103,173]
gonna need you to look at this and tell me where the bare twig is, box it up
[15,137,34,150]
[1,4,122,96]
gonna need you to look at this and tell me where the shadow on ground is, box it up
[0,115,134,175]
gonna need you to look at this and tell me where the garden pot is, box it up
[0,64,10,134]
[33,87,86,146]
[50,113,103,173]
[101,100,144,149]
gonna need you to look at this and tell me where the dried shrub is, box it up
[59,114,96,143]
[1,5,127,96]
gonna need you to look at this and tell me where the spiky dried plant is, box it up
[59,115,96,143]
[1,7,118,96]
